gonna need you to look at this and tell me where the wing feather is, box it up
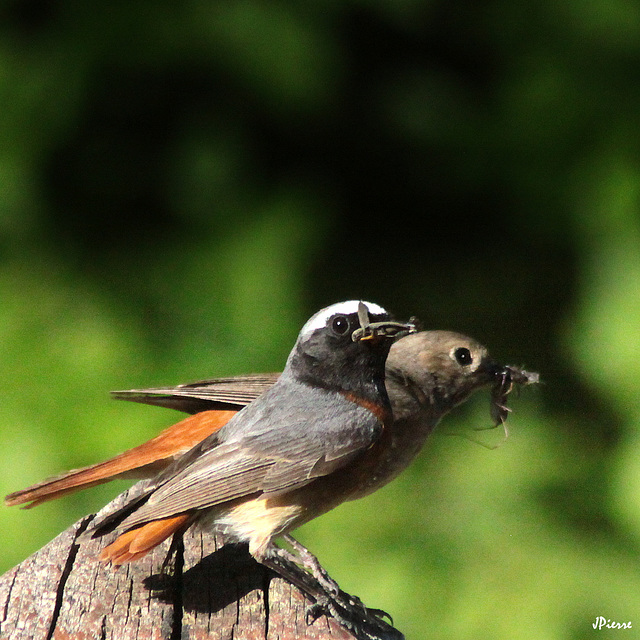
[113,379,383,531]
[112,374,279,414]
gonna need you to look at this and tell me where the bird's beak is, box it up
[354,321,417,342]
[352,302,418,342]
[483,361,539,428]
[480,359,540,388]
[354,316,418,346]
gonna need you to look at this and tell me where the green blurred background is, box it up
[1,1,640,638]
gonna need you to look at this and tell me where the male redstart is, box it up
[98,300,420,627]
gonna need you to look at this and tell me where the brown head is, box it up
[385,330,538,432]
[386,331,495,419]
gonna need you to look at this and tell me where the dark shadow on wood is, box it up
[145,541,268,614]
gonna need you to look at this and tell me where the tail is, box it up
[4,410,238,508]
[99,513,194,564]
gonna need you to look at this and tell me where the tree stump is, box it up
[0,485,404,640]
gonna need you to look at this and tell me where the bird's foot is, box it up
[305,587,400,640]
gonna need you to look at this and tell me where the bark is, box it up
[0,486,404,640]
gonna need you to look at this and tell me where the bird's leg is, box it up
[259,545,350,625]
[259,545,327,602]
[270,536,394,626]
[281,534,376,613]
[260,545,399,639]
[281,534,340,595]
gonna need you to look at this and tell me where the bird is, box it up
[4,301,538,630]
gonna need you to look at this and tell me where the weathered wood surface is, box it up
[0,485,403,640]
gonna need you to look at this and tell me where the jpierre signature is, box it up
[593,617,632,630]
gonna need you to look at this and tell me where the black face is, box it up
[287,301,400,402]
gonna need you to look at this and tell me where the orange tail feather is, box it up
[5,409,238,508]
[99,513,193,565]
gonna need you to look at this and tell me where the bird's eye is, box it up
[331,315,350,335]
[454,347,473,366]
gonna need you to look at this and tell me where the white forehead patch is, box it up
[299,300,388,337]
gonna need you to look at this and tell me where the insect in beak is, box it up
[352,302,418,342]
